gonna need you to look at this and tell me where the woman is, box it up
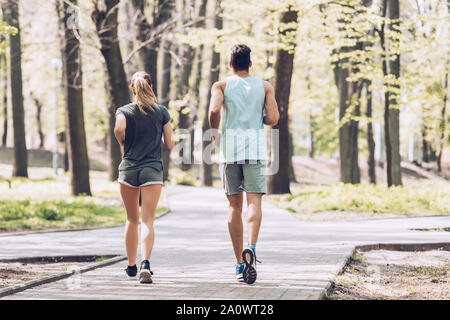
[114,71,175,284]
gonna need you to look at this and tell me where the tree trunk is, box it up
[159,0,176,182]
[92,0,130,182]
[333,8,362,184]
[386,0,402,186]
[201,0,222,186]
[2,0,28,177]
[58,0,91,196]
[161,42,172,181]
[176,0,196,171]
[131,0,166,94]
[421,125,429,163]
[309,114,314,158]
[267,7,298,195]
[437,69,448,172]
[1,48,7,147]
[30,93,45,149]
[123,1,137,81]
[365,81,376,183]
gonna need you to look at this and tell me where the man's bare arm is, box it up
[263,81,280,126]
[114,113,126,146]
[208,81,225,130]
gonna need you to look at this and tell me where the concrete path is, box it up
[1,186,449,300]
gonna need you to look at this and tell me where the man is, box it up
[209,44,279,284]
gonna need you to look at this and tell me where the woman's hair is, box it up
[130,71,158,114]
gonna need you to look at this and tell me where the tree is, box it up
[332,2,373,185]
[383,0,402,186]
[30,92,44,149]
[159,0,176,181]
[92,0,130,181]
[267,6,298,195]
[201,0,222,186]
[1,41,7,147]
[131,0,167,94]
[437,65,448,172]
[365,80,376,183]
[57,0,91,196]
[1,0,28,177]
[176,0,196,171]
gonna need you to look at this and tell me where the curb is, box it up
[0,208,171,238]
[356,242,450,252]
[0,255,126,298]
[319,247,356,300]
[319,241,450,300]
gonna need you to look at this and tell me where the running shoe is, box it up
[139,260,153,284]
[242,246,257,284]
[124,264,137,278]
[236,263,245,282]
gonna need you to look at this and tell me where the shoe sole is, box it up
[242,248,257,285]
[139,270,153,284]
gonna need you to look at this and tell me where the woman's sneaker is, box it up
[125,265,137,279]
[139,260,153,284]
[236,263,245,282]
[242,246,257,285]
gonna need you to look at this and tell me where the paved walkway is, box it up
[1,186,449,300]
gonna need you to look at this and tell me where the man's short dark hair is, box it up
[230,44,251,71]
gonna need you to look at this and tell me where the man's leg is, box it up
[246,193,263,247]
[227,193,244,264]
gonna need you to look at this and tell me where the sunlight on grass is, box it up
[268,182,450,216]
[0,166,167,232]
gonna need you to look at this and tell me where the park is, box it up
[0,0,448,302]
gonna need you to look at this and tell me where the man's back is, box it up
[221,75,267,163]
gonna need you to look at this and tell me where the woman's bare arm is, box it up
[163,122,175,150]
[114,114,126,146]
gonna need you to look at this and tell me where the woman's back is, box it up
[116,103,171,172]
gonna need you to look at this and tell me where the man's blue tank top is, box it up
[220,75,267,163]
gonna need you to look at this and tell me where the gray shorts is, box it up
[220,161,267,195]
[118,167,163,188]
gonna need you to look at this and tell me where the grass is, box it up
[268,182,450,217]
[0,166,167,232]
[0,200,125,232]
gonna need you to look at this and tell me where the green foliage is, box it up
[0,21,17,54]
[269,182,450,215]
[169,168,198,186]
[349,253,363,263]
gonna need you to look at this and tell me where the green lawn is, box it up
[0,169,167,232]
[268,182,450,217]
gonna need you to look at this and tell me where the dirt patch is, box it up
[0,261,91,289]
[329,250,450,300]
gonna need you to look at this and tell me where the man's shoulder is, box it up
[261,80,274,92]
[212,80,227,91]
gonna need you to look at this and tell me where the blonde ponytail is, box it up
[130,71,158,114]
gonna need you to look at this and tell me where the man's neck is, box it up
[234,70,250,78]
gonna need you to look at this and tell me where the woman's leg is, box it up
[140,184,162,261]
[120,183,140,266]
